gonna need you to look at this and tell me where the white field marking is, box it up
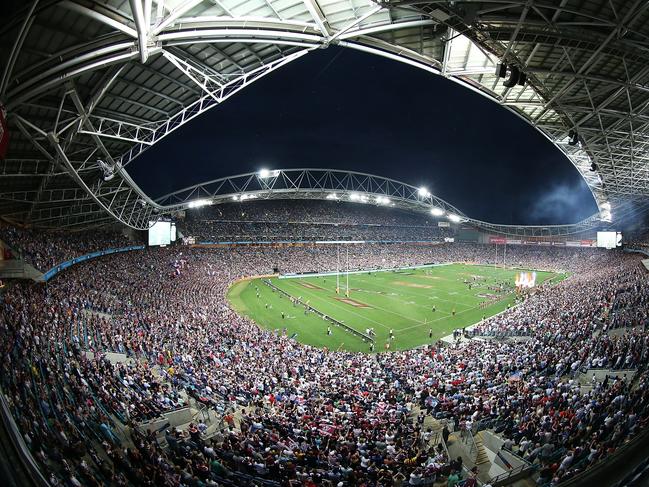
[279,279,394,331]
[303,277,443,327]
[345,276,459,314]
[351,274,474,310]
[399,291,517,333]
[399,302,485,332]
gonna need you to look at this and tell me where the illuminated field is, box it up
[228,264,561,352]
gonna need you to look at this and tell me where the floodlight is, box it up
[601,202,611,210]
[448,213,462,223]
[232,195,239,201]
[326,193,339,200]
[258,168,280,179]
[375,196,390,205]
[350,193,360,201]
[188,199,211,209]
[430,207,444,216]
[418,187,430,198]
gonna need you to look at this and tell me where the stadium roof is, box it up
[1,0,648,230]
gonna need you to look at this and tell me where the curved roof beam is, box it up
[154,168,603,237]
[4,0,647,230]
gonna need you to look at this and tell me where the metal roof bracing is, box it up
[156,167,609,237]
[0,0,647,231]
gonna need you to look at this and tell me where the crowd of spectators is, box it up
[1,242,648,487]
[0,224,132,272]
[180,200,453,242]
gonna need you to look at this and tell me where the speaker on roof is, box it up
[568,130,579,146]
[495,63,507,78]
[503,65,520,88]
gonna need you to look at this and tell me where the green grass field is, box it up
[227,264,562,353]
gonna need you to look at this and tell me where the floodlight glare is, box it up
[418,187,430,198]
[430,207,444,216]
[375,196,390,205]
[326,193,339,200]
[350,193,360,201]
[188,199,212,209]
[448,213,462,222]
[258,168,280,179]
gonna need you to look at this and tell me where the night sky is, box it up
[128,46,598,225]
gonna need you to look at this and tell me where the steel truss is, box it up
[2,1,648,230]
[156,168,604,237]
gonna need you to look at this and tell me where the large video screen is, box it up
[148,221,171,246]
[597,231,622,249]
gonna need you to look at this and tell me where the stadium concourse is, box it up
[0,222,649,487]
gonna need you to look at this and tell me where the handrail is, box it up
[0,390,49,487]
[461,426,479,463]
[436,419,484,487]
[489,462,534,486]
[42,245,145,281]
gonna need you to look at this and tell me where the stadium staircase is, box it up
[0,257,42,280]
[0,238,44,281]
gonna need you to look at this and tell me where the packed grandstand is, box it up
[0,211,648,487]
[3,1,649,486]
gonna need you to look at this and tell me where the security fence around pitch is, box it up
[262,279,374,343]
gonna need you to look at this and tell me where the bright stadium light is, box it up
[240,193,258,201]
[187,199,212,208]
[258,168,280,179]
[430,207,444,216]
[232,195,239,201]
[375,196,390,205]
[448,213,462,223]
[326,193,339,200]
[418,187,430,198]
[349,193,360,201]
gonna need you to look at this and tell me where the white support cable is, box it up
[0,0,38,98]
[162,50,225,102]
[117,49,311,168]
[152,0,206,35]
[59,0,138,38]
[302,0,331,38]
[327,5,384,42]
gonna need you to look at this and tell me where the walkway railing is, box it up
[43,245,144,281]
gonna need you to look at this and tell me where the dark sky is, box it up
[128,46,597,225]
